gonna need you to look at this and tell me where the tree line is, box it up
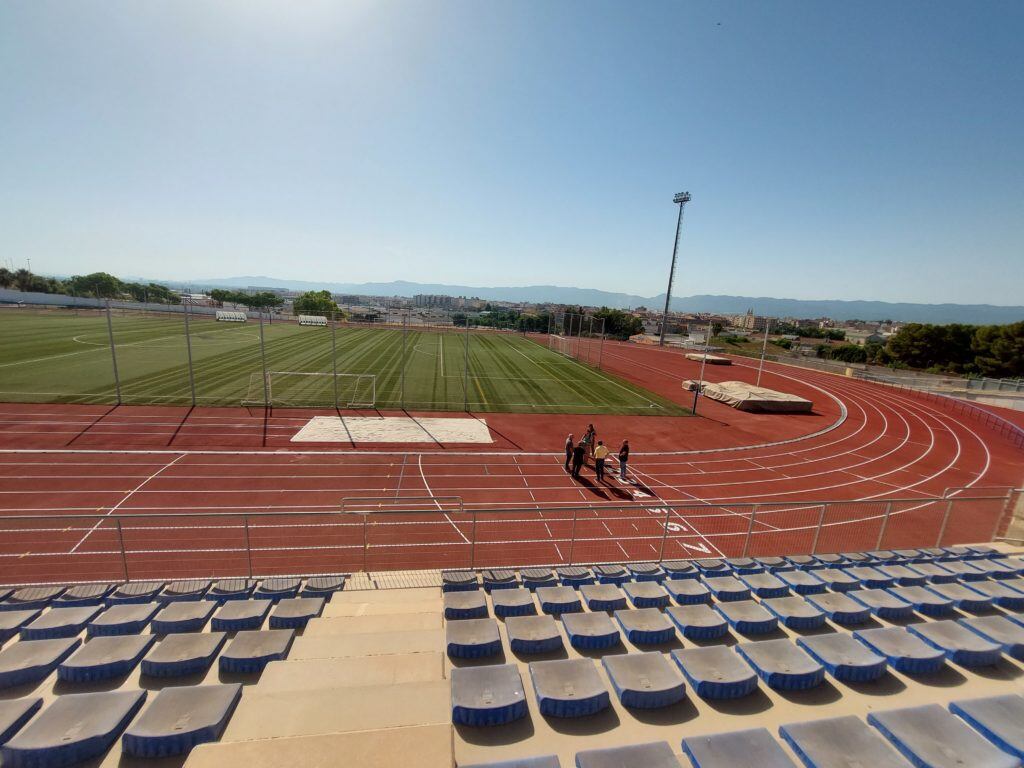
[0,268,181,304]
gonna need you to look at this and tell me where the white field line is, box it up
[418,454,469,544]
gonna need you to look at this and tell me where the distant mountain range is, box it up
[145,276,1023,325]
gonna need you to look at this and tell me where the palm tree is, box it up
[0,268,13,288]
[13,269,33,291]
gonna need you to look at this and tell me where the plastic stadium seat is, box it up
[892,549,926,562]
[561,612,621,650]
[1001,557,1024,576]
[446,618,502,659]
[725,558,764,575]
[840,552,874,565]
[941,545,973,560]
[20,606,102,640]
[777,570,826,595]
[780,715,915,768]
[0,690,146,768]
[1,586,66,612]
[579,585,627,612]
[965,544,1005,559]
[886,586,954,617]
[577,741,679,767]
[805,593,871,625]
[206,579,257,602]
[211,599,272,631]
[0,588,11,604]
[844,567,896,590]
[0,638,80,689]
[151,601,217,634]
[441,570,479,593]
[481,570,519,592]
[949,694,1024,759]
[694,559,728,573]
[269,597,325,629]
[1007,578,1024,596]
[86,602,160,637]
[254,578,301,601]
[623,581,670,608]
[918,548,946,559]
[593,565,629,585]
[122,683,242,757]
[967,559,1018,579]
[797,634,887,682]
[0,697,42,746]
[868,704,1019,768]
[813,553,845,567]
[875,564,928,587]
[665,579,712,605]
[444,591,488,620]
[300,575,346,599]
[0,610,41,644]
[58,634,155,682]
[738,573,790,599]
[671,646,757,699]
[601,653,687,709]
[520,568,556,590]
[107,581,164,605]
[555,567,594,587]
[614,608,675,645]
[761,596,826,630]
[141,632,227,677]
[814,568,860,592]
[627,562,664,582]
[754,556,792,572]
[867,550,898,563]
[491,588,537,619]
[908,620,1003,667]
[505,615,563,655]
[848,589,914,620]
[160,579,211,602]
[786,555,819,569]
[219,629,294,673]
[683,727,798,768]
[937,560,988,581]
[666,605,728,641]
[450,664,527,727]
[959,616,1024,659]
[703,576,751,602]
[736,639,825,691]
[53,584,114,608]
[715,600,778,635]
[660,560,700,580]
[461,757,560,768]
[853,627,946,675]
[529,659,609,717]
[906,562,959,584]
[536,586,582,615]
[923,583,993,613]
[963,580,1024,610]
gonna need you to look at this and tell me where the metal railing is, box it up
[1,489,1018,587]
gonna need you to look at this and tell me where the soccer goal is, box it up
[242,371,376,408]
[548,334,573,358]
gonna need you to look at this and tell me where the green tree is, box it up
[592,307,643,339]
[292,290,338,316]
[711,322,724,338]
[972,322,1024,378]
[66,272,123,298]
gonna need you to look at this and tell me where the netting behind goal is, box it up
[242,371,376,408]
[548,334,572,357]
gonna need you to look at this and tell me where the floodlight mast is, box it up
[659,191,692,346]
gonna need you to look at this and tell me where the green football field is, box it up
[0,309,687,415]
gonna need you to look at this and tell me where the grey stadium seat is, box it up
[601,652,687,709]
[845,567,896,590]
[577,741,679,768]
[446,618,502,659]
[761,596,826,630]
[868,704,1019,768]
[86,602,160,637]
[107,581,164,604]
[908,620,1003,667]
[683,727,799,768]
[442,570,480,592]
[777,570,826,595]
[593,564,629,585]
[579,584,627,612]
[481,569,519,592]
[906,562,958,584]
[561,612,621,650]
[0,697,42,746]
[665,604,728,641]
[300,575,346,599]
[1,586,66,612]
[949,694,1024,759]
[797,634,887,683]
[0,610,41,644]
[160,579,212,602]
[151,600,217,634]
[874,564,927,587]
[219,629,295,673]
[536,586,582,615]
[886,586,954,616]
[206,578,257,601]
[0,690,146,767]
[738,573,790,599]
[848,589,914,620]
[141,632,227,677]
[58,634,155,682]
[614,608,675,645]
[715,600,778,635]
[703,576,751,602]
[20,606,102,641]
[520,568,557,590]
[805,593,871,624]
[122,683,243,757]
[923,583,993,612]
[660,560,699,579]
[269,597,325,629]
[726,557,762,574]
[254,578,301,601]
[450,664,527,727]
[780,714,916,768]
[555,566,593,587]
[528,659,609,717]
[736,639,825,691]
[444,591,488,620]
[814,568,860,592]
[491,588,537,619]
[852,627,945,675]
[505,615,563,655]
[54,583,114,607]
[664,579,712,605]
[963,580,1024,610]
[623,581,670,609]
[671,646,757,699]
[211,599,272,632]
[627,562,664,582]
[959,616,1024,660]
[0,638,80,688]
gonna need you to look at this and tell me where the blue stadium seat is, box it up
[614,608,675,645]
[529,659,609,717]
[660,560,700,580]
[107,581,164,605]
[964,581,1024,610]
[958,616,1024,660]
[908,620,1003,667]
[86,602,160,637]
[754,556,793,573]
[736,639,825,691]
[446,618,502,659]
[593,564,629,586]
[601,653,687,709]
[738,573,790,599]
[561,612,621,650]
[623,581,670,608]
[814,569,860,592]
[848,589,914,620]
[451,664,527,727]
[726,558,764,575]
[579,584,627,612]
[868,704,1018,768]
[206,579,257,602]
[886,586,954,616]
[761,596,826,630]
[853,627,946,675]
[0,610,41,644]
[844,567,896,590]
[923,583,993,613]
[122,683,242,757]
[780,715,916,768]
[683,727,798,768]
[211,599,272,632]
[506,615,563,655]
[300,575,346,599]
[777,570,827,595]
[444,591,488,620]
[671,646,757,699]
[151,600,217,634]
[949,694,1024,759]
[0,697,42,747]
[577,741,678,767]
[269,597,325,629]
[219,629,294,673]
[905,562,959,584]
[805,593,871,625]
[666,605,728,641]
[797,634,887,682]
[536,586,582,615]
[462,756,560,768]
[694,558,728,573]
[704,576,751,602]
[58,634,155,682]
[627,562,664,582]
[161,579,212,602]
[491,588,537,619]
[555,567,594,587]
[1,586,66,612]
[255,578,301,601]
[715,600,778,635]
[441,570,479,593]
[0,638,80,689]
[874,564,927,586]
[482,569,519,592]
[813,553,845,567]
[520,568,557,591]
[53,584,114,608]
[665,579,712,605]
[20,606,102,640]
[141,632,227,677]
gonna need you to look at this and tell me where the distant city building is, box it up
[739,308,767,332]
[414,294,455,308]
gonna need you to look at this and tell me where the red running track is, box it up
[0,342,1020,584]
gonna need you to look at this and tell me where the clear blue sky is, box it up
[2,1,1022,304]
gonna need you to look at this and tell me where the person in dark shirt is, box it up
[618,439,630,481]
[571,442,586,479]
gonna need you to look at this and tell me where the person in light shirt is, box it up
[593,440,609,482]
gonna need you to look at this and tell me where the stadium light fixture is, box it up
[660,192,692,347]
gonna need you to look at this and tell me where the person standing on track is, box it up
[618,439,629,481]
[593,440,609,482]
[564,434,574,472]
[571,441,586,479]
[584,423,596,458]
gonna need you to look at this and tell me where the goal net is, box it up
[242,371,376,408]
[548,334,573,358]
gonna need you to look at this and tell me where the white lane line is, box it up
[417,454,469,544]
[69,454,185,553]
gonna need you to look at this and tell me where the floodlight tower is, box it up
[659,191,692,346]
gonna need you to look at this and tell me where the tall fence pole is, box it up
[587,316,594,365]
[243,515,253,578]
[258,312,270,407]
[742,506,757,556]
[597,319,606,370]
[401,314,407,410]
[756,317,772,387]
[463,321,471,412]
[330,314,339,408]
[105,300,123,405]
[658,508,672,561]
[876,502,893,549]
[116,519,129,581]
[182,299,197,406]
[810,505,826,553]
[936,499,955,547]
[567,509,579,565]
[470,510,477,568]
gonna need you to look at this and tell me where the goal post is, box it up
[242,371,376,408]
[548,334,572,358]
